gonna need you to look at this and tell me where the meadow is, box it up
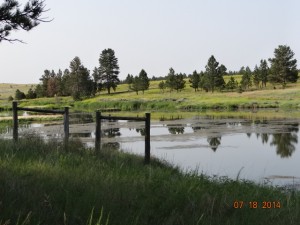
[1,76,300,111]
[0,77,300,224]
[0,136,299,225]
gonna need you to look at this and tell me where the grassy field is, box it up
[0,136,299,225]
[72,77,300,114]
[0,83,35,100]
[1,76,300,119]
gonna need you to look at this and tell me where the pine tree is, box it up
[253,65,260,88]
[99,48,120,94]
[165,68,176,92]
[259,59,269,88]
[204,55,226,92]
[0,0,50,43]
[158,81,165,92]
[69,56,94,100]
[39,69,51,97]
[125,74,134,84]
[26,87,36,99]
[129,76,142,95]
[174,73,186,92]
[15,89,26,100]
[225,76,238,90]
[189,70,200,92]
[268,45,298,88]
[240,66,252,90]
[138,69,150,94]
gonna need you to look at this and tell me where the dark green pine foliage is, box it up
[204,55,226,92]
[39,69,51,97]
[259,59,269,88]
[189,70,200,92]
[0,0,49,42]
[125,74,134,85]
[69,56,94,100]
[61,69,71,96]
[225,76,238,91]
[268,45,298,88]
[216,64,227,88]
[174,73,186,92]
[158,81,166,92]
[56,69,63,96]
[198,71,207,91]
[99,48,120,94]
[130,76,142,95]
[253,65,260,88]
[240,66,252,90]
[165,68,176,92]
[15,89,26,100]
[26,87,36,99]
[138,69,150,94]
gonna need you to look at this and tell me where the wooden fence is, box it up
[12,101,151,164]
[95,111,151,164]
[12,101,69,142]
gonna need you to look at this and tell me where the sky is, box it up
[1,0,300,84]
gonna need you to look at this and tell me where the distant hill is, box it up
[0,83,36,100]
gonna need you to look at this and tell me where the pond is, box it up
[1,115,300,190]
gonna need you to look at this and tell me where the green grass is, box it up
[73,78,300,112]
[1,77,300,118]
[0,136,299,225]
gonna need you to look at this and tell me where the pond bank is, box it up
[0,137,299,225]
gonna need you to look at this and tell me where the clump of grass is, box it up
[0,136,299,225]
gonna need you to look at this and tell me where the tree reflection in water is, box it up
[207,136,221,152]
[167,125,185,134]
[270,133,298,158]
[136,128,146,136]
[256,133,269,144]
[102,128,121,138]
[102,142,120,151]
[254,123,299,158]
[101,127,121,151]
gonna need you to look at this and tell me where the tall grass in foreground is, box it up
[0,135,299,225]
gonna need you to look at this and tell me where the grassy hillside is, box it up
[0,83,35,100]
[1,136,299,225]
[74,78,300,113]
[1,76,300,115]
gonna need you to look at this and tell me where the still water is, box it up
[1,116,300,189]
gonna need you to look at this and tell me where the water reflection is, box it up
[136,128,146,136]
[256,133,269,144]
[1,118,299,159]
[102,142,120,151]
[69,112,94,124]
[102,128,121,138]
[207,136,221,152]
[167,124,185,134]
[271,133,298,158]
[252,122,299,158]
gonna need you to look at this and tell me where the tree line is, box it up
[13,45,298,100]
[15,48,120,100]
[157,45,298,93]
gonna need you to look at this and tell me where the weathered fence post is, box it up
[95,111,101,152]
[12,101,18,142]
[64,107,69,143]
[145,112,151,164]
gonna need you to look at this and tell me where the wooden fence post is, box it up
[64,107,69,143]
[12,101,18,142]
[95,111,101,152]
[145,112,151,164]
